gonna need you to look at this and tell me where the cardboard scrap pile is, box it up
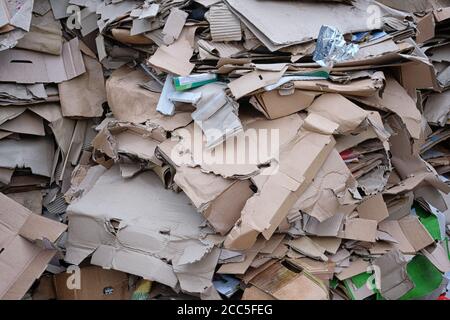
[1,0,450,301]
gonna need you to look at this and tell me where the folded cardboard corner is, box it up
[0,193,67,300]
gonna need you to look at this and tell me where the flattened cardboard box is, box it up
[0,193,67,300]
[225,0,377,51]
[0,38,85,83]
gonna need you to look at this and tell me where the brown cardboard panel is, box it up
[416,13,435,43]
[224,131,335,250]
[148,26,197,76]
[0,193,66,300]
[0,38,85,83]
[374,250,414,300]
[252,89,318,120]
[59,53,106,118]
[228,66,287,99]
[54,266,132,300]
[65,166,219,294]
[342,218,378,243]
[106,66,161,123]
[217,238,266,275]
[248,261,328,300]
[294,148,359,222]
[336,259,370,281]
[422,243,450,273]
[0,110,45,136]
[307,94,368,134]
[204,180,255,235]
[357,194,389,222]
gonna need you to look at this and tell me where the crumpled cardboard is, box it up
[65,165,219,294]
[224,130,336,250]
[2,0,450,302]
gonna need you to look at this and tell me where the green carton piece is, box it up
[400,255,443,300]
[414,205,442,241]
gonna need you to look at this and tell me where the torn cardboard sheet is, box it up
[92,121,165,163]
[148,26,196,76]
[341,218,378,243]
[106,66,161,123]
[357,193,389,222]
[59,50,106,118]
[0,136,54,177]
[224,130,335,250]
[228,66,288,100]
[355,77,422,139]
[162,8,188,45]
[292,148,360,222]
[374,249,414,300]
[65,165,218,294]
[293,72,385,97]
[288,236,328,262]
[16,10,62,55]
[171,113,303,179]
[307,94,369,135]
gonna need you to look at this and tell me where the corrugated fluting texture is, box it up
[209,3,242,42]
[45,193,68,215]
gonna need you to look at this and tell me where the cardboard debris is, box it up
[374,249,414,300]
[0,193,66,300]
[65,165,219,294]
[0,38,85,83]
[1,0,450,302]
[242,260,329,300]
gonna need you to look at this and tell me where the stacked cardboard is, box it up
[1,0,450,301]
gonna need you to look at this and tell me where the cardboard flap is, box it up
[20,213,67,243]
[0,193,66,243]
[357,193,389,222]
[374,249,414,300]
[0,236,56,300]
[398,216,434,252]
[421,243,450,273]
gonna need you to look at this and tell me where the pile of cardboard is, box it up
[1,0,450,301]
